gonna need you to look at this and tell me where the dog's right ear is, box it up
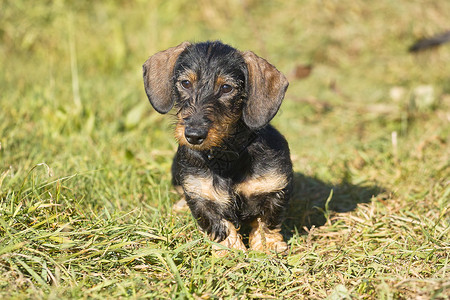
[143,41,191,114]
[241,51,289,129]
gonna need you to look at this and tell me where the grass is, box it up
[0,0,449,298]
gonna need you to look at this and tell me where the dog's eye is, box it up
[220,84,233,94]
[181,80,192,89]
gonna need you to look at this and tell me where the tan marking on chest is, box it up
[234,173,288,198]
[183,175,231,205]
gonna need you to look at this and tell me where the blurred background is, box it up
[1,0,449,207]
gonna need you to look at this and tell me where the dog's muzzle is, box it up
[184,127,208,145]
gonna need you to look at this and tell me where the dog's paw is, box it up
[212,221,247,257]
[212,236,247,257]
[249,218,288,254]
[265,239,289,254]
[172,198,189,212]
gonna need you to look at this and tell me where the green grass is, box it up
[1,0,449,299]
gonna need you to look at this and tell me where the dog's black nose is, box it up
[185,128,207,145]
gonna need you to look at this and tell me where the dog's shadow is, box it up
[284,172,385,234]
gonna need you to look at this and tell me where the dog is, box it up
[143,41,292,255]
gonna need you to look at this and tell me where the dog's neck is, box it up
[202,121,257,176]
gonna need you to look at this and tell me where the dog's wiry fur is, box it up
[143,41,292,254]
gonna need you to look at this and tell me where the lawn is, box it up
[0,0,449,299]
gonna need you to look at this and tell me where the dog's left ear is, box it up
[241,51,289,129]
[143,41,191,114]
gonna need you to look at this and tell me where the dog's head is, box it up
[143,41,288,150]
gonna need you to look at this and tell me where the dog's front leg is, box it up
[182,175,246,256]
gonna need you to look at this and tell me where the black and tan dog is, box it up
[143,41,292,254]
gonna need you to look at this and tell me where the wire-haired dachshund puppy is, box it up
[143,41,292,255]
